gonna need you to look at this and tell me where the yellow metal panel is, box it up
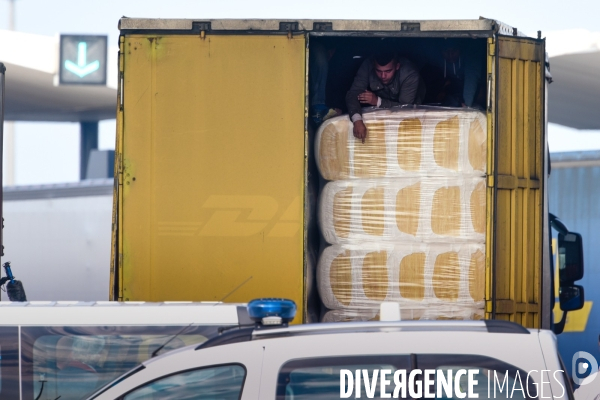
[495,191,512,300]
[497,38,544,62]
[121,35,153,300]
[109,36,125,300]
[497,58,513,177]
[553,302,594,333]
[485,38,495,319]
[119,34,306,318]
[490,36,544,328]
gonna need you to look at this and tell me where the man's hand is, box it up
[357,90,378,106]
[353,120,367,143]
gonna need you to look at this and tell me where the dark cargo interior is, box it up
[305,36,489,322]
[308,36,488,114]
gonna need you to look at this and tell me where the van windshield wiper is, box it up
[35,381,61,400]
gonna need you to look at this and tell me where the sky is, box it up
[2,0,600,185]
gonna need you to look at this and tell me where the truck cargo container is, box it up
[110,19,584,329]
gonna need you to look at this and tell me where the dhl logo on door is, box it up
[157,195,301,238]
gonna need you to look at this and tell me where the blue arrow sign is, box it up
[64,42,100,78]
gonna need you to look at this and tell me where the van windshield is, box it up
[20,325,224,400]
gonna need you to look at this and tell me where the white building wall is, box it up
[2,192,112,301]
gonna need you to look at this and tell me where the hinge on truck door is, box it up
[118,36,124,111]
[118,153,123,176]
[193,22,211,39]
[488,40,495,56]
[119,72,124,111]
[487,74,492,112]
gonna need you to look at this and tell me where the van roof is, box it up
[119,18,529,38]
[193,320,532,352]
[0,301,244,326]
[252,319,532,339]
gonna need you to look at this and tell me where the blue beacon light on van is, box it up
[247,298,296,326]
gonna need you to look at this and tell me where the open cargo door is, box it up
[489,35,546,327]
[113,34,306,317]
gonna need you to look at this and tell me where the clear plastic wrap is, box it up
[321,307,485,323]
[317,242,485,320]
[319,177,486,245]
[322,308,381,322]
[315,107,488,322]
[315,108,487,180]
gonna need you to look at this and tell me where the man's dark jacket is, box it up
[346,57,426,117]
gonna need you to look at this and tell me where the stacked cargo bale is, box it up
[315,108,487,321]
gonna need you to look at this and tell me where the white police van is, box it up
[0,301,246,399]
[89,299,575,400]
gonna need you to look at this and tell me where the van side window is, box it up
[416,354,538,399]
[277,354,538,400]
[20,325,222,400]
[121,364,246,400]
[276,355,411,400]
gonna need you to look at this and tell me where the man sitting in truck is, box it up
[346,52,425,142]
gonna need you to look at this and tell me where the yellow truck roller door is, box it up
[489,35,545,328]
[115,34,306,317]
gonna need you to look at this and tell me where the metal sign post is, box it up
[59,35,108,85]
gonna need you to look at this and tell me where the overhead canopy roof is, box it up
[548,51,600,130]
[0,30,117,122]
[1,28,599,128]
[4,62,117,122]
[545,30,600,130]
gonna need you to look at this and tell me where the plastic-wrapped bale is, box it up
[317,242,486,320]
[315,108,487,180]
[321,308,380,322]
[321,307,484,322]
[319,177,486,245]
